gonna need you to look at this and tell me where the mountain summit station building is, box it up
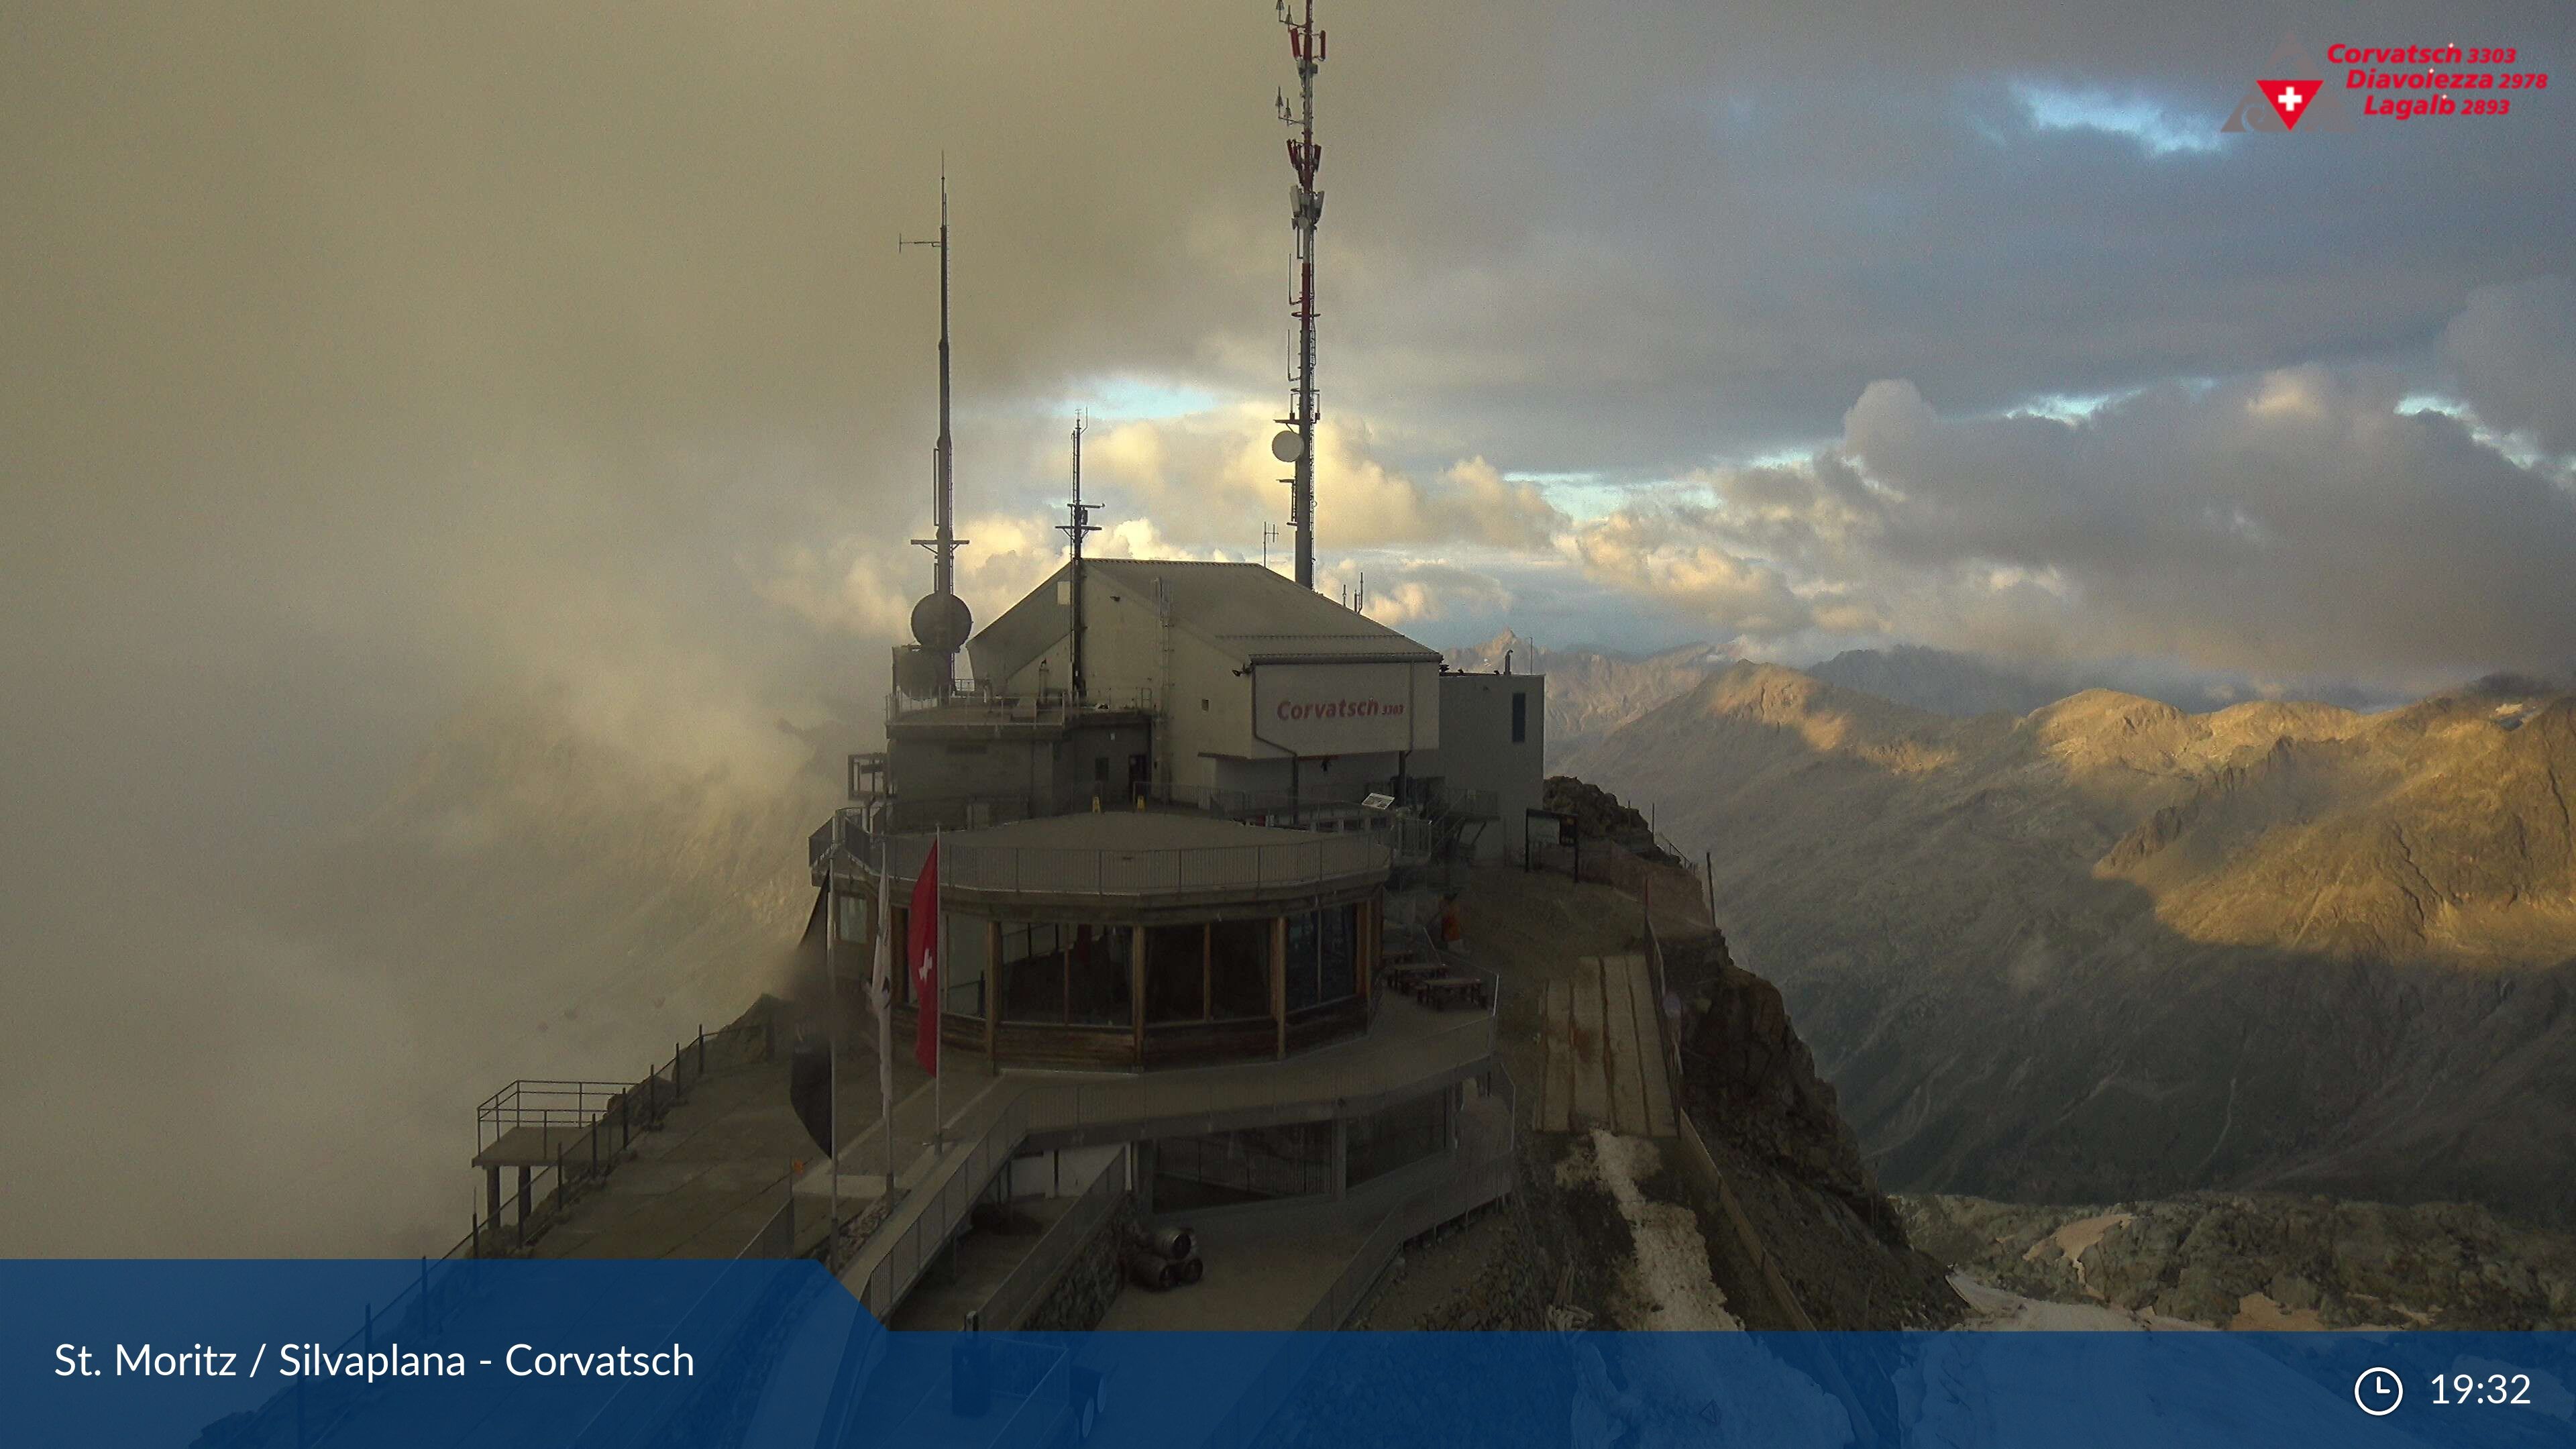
[816,558,1546,1075]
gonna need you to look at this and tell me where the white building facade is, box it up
[967,559,1446,807]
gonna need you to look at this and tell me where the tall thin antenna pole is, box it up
[932,172,954,598]
[904,168,970,688]
[825,865,838,1236]
[932,828,945,1152]
[1276,0,1326,590]
[1057,412,1098,701]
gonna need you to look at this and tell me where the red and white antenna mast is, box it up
[1271,0,1326,590]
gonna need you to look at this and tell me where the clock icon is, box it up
[2355,1366,2405,1417]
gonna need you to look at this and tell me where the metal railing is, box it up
[979,1149,1134,1331]
[460,1018,775,1258]
[474,1079,630,1160]
[828,831,1391,901]
[201,1255,486,1448]
[1157,1125,1331,1200]
[873,1336,1073,1449]
[1198,1337,1331,1449]
[1297,1057,1521,1331]
[849,1092,1033,1322]
[887,683,1163,718]
[1042,973,1499,1137]
[1641,914,1690,1139]
[1445,787,1501,822]
[1641,913,1822,1330]
[814,782,1460,875]
[735,1175,799,1261]
[224,1026,773,1433]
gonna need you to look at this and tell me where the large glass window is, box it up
[1285,905,1361,1013]
[1209,918,1271,1020]
[1144,924,1209,1024]
[938,912,988,1020]
[1349,1092,1449,1187]
[1152,1124,1330,1211]
[993,922,1130,1026]
[1285,910,1320,1011]
[997,921,1066,1025]
[1065,925,1131,1027]
[1320,903,1356,1003]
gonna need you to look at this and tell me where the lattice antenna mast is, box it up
[902,168,972,686]
[1057,412,1100,700]
[1059,412,1098,563]
[1272,0,1327,590]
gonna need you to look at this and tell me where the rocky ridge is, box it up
[1568,663,2576,1223]
[1903,1191,2576,1330]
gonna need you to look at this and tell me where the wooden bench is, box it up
[1381,963,1442,995]
[1414,975,1489,1012]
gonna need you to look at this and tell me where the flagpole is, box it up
[877,828,895,1195]
[826,849,839,1240]
[943,824,953,1150]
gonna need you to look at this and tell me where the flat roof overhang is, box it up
[885,704,1154,743]
[815,812,1391,923]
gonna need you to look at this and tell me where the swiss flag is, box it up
[906,841,941,1074]
[2259,78,2321,130]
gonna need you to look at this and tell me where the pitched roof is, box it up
[1086,559,1440,665]
[967,558,1438,686]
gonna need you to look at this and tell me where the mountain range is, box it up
[1442,632,1733,762]
[1442,633,2414,769]
[1565,662,2576,1225]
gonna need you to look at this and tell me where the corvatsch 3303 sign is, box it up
[1250,661,1439,757]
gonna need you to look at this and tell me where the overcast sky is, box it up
[4,1,2572,1251]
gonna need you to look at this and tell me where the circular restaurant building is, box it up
[819,810,1389,1071]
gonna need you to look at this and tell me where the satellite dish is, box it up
[910,592,974,653]
[1271,429,1305,463]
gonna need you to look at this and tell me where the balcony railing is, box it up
[843,835,1391,901]
[885,683,1163,719]
[812,784,1438,885]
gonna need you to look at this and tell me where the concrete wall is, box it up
[886,733,1046,808]
[983,571,1447,796]
[985,568,1166,712]
[1005,1143,1126,1200]
[989,573,1237,793]
[1157,629,1250,792]
[886,718,1154,814]
[1420,673,1547,861]
[1209,751,1411,808]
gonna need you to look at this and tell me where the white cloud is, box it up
[1558,331,2576,686]
[2442,277,2576,460]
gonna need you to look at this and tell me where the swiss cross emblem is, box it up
[2259,78,2321,129]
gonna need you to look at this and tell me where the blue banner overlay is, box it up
[5,1261,2572,1448]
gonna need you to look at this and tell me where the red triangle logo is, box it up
[2259,78,2322,130]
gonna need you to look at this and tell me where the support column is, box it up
[515,1166,531,1228]
[1271,916,1288,1059]
[891,907,909,1004]
[1132,925,1148,1065]
[1330,1118,1349,1201]
[1358,897,1375,1000]
[485,1166,500,1230]
[1201,922,1214,1021]
[985,919,1002,1066]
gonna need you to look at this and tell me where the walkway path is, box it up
[1538,954,1676,1137]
